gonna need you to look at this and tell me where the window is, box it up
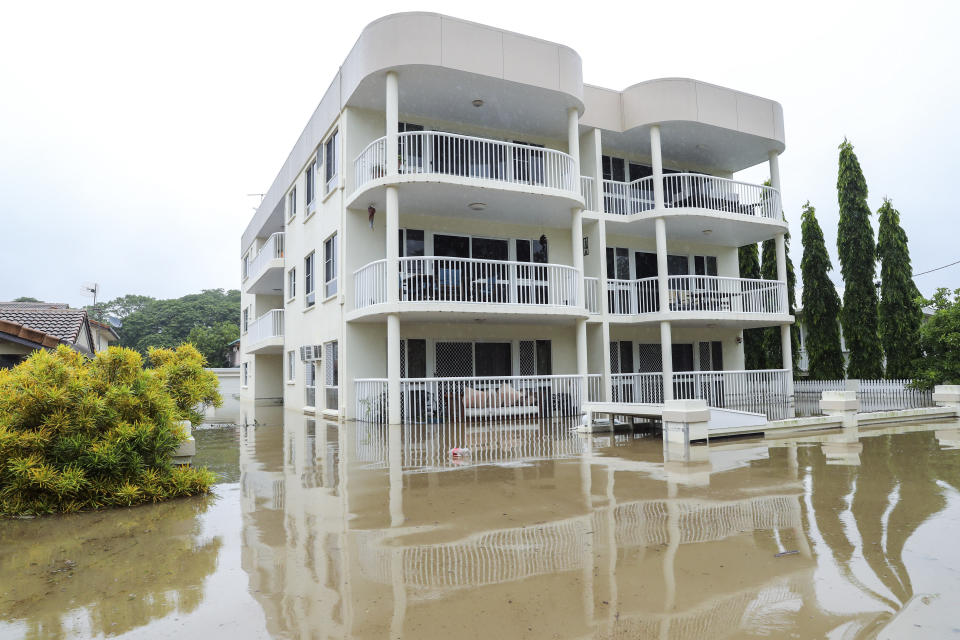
[434,341,512,378]
[401,339,427,378]
[324,341,338,410]
[324,130,339,193]
[287,268,296,299]
[287,186,297,220]
[693,255,718,276]
[287,350,296,382]
[241,254,249,280]
[242,362,249,387]
[242,307,249,333]
[324,234,337,298]
[305,161,316,207]
[398,229,425,258]
[519,340,552,375]
[398,122,424,170]
[698,341,724,371]
[304,253,315,306]
[305,361,316,407]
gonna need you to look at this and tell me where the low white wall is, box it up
[205,367,242,424]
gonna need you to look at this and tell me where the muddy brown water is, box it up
[2,411,960,639]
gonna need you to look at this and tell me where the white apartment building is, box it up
[239,12,794,424]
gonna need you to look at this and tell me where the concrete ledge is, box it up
[661,399,710,423]
[820,390,859,412]
[172,420,196,465]
[932,384,960,405]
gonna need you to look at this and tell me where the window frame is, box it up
[323,234,338,300]
[287,350,296,383]
[287,267,296,301]
[324,130,339,194]
[304,252,316,307]
[241,362,249,387]
[242,307,249,333]
[305,161,316,208]
[287,186,297,221]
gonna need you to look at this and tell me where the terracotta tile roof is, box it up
[0,307,88,343]
[0,319,63,348]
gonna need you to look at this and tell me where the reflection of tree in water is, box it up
[0,494,221,639]
[801,431,950,617]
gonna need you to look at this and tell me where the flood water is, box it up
[3,412,960,639]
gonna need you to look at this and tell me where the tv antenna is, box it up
[81,282,99,309]
[248,193,265,211]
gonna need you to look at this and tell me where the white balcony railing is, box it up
[354,138,387,189]
[248,309,284,344]
[399,257,578,307]
[246,232,285,282]
[601,174,781,220]
[580,175,597,211]
[353,132,579,195]
[663,173,781,219]
[611,372,664,403]
[399,374,584,424]
[584,277,601,314]
[587,374,603,402]
[354,259,388,308]
[606,276,787,316]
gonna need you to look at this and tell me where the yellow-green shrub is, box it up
[0,345,219,517]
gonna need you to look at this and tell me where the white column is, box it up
[651,125,664,211]
[598,217,612,402]
[387,314,401,425]
[781,324,794,393]
[775,232,788,313]
[386,71,399,176]
[568,107,581,178]
[576,318,588,400]
[661,321,674,402]
[655,217,669,313]
[386,186,400,304]
[572,208,584,306]
[768,150,781,192]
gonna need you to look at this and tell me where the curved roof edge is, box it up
[581,78,785,149]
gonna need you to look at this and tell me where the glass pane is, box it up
[619,341,634,372]
[635,252,657,278]
[707,256,718,276]
[433,234,469,258]
[475,343,511,376]
[667,255,689,276]
[616,248,629,280]
[629,163,652,180]
[532,236,548,263]
[471,237,508,260]
[516,240,531,263]
[407,339,426,378]
[672,344,695,372]
[406,229,424,257]
[536,340,552,375]
[711,341,724,370]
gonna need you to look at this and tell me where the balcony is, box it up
[244,232,285,295]
[606,275,788,325]
[245,309,284,354]
[597,174,786,245]
[351,257,587,321]
[349,132,582,223]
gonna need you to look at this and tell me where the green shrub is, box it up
[0,345,220,517]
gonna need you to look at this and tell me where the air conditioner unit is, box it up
[299,345,322,362]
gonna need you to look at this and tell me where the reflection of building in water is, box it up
[237,412,959,638]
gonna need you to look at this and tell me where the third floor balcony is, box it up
[348,131,583,223]
[244,232,285,295]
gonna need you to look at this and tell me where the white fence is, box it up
[397,256,578,307]
[587,374,603,402]
[247,309,284,344]
[354,259,387,308]
[606,276,786,315]
[602,176,655,215]
[355,378,388,423]
[662,173,781,219]
[246,232,284,282]
[794,378,934,415]
[580,175,597,211]
[584,277,601,314]
[673,369,791,419]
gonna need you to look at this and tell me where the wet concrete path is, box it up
[2,412,960,639]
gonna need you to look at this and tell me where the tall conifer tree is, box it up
[876,198,922,378]
[837,139,883,378]
[800,202,845,379]
[739,243,765,369]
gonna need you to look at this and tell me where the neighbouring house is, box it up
[226,338,240,367]
[0,302,96,369]
[239,13,793,421]
[89,318,121,353]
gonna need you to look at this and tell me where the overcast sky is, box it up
[1,0,957,308]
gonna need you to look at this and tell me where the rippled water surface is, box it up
[2,410,960,639]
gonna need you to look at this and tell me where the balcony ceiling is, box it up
[602,211,788,246]
[348,68,579,140]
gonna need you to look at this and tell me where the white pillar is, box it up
[655,217,669,313]
[768,150,781,193]
[661,321,674,402]
[567,107,581,178]
[781,323,794,396]
[387,314,401,425]
[572,208,584,305]
[598,217,612,402]
[386,71,399,176]
[386,186,399,303]
[775,231,788,315]
[651,125,664,211]
[576,318,588,400]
